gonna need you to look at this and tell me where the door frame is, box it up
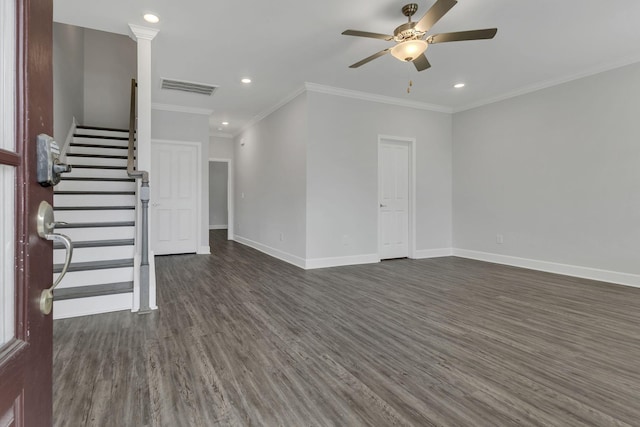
[377,135,417,260]
[208,157,234,240]
[151,139,202,254]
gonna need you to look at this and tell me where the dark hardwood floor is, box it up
[53,230,640,426]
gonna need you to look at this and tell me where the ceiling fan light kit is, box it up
[342,0,497,72]
[390,39,428,62]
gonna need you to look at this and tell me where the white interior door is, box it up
[379,141,409,259]
[151,141,198,255]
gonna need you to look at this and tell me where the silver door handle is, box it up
[37,201,74,315]
[380,203,387,208]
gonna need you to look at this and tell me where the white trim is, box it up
[236,85,306,136]
[234,236,306,269]
[454,56,640,113]
[128,24,159,41]
[148,251,157,309]
[210,132,233,138]
[209,225,228,230]
[305,254,379,270]
[151,139,202,255]
[209,157,234,240]
[414,248,454,259]
[53,293,133,320]
[377,136,417,260]
[152,103,213,116]
[305,82,452,114]
[452,249,640,289]
[197,246,211,255]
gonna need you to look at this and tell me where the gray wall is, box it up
[209,162,228,228]
[306,92,453,259]
[83,28,136,129]
[152,109,211,251]
[235,92,308,259]
[53,23,84,144]
[209,135,234,159]
[452,62,640,275]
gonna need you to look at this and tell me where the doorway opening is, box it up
[208,158,233,242]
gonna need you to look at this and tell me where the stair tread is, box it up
[66,153,129,159]
[56,221,135,229]
[54,206,135,211]
[54,282,134,301]
[70,165,128,170]
[74,134,129,141]
[53,239,134,249]
[55,191,135,195]
[70,143,130,150]
[54,258,134,273]
[77,125,129,133]
[60,177,134,182]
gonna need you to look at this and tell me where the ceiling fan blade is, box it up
[342,29,394,41]
[428,28,498,43]
[415,0,458,33]
[413,54,431,72]
[349,49,391,68]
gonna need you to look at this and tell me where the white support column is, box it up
[129,24,159,312]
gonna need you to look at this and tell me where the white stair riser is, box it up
[54,194,136,207]
[75,128,128,137]
[54,245,135,264]
[68,145,129,156]
[55,266,134,288]
[66,167,127,179]
[53,293,133,320]
[54,209,136,223]
[73,136,129,147]
[56,180,136,192]
[64,155,127,167]
[61,226,135,241]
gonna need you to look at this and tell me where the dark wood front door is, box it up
[0,0,54,425]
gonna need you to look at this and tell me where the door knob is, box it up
[380,203,387,208]
[37,201,74,315]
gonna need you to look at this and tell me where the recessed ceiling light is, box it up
[241,78,252,84]
[222,121,229,126]
[143,13,160,23]
[454,83,465,89]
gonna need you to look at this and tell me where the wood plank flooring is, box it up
[53,230,640,426]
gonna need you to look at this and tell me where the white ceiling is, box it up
[54,0,640,136]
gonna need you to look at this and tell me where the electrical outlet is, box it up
[279,232,285,241]
[496,234,504,244]
[241,192,245,199]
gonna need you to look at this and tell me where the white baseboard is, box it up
[234,235,306,269]
[53,293,133,320]
[452,248,640,288]
[413,248,453,259]
[197,246,211,255]
[305,254,379,270]
[60,116,77,160]
[209,225,228,230]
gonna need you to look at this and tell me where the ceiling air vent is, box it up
[160,78,218,96]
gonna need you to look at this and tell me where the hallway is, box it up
[53,230,640,426]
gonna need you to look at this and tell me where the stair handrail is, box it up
[128,78,151,313]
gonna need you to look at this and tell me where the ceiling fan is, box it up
[342,0,497,71]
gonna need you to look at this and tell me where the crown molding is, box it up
[235,85,306,137]
[152,103,213,116]
[210,132,233,138]
[128,24,159,41]
[454,55,640,113]
[304,82,452,114]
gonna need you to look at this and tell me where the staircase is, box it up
[53,125,137,319]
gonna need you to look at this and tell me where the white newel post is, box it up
[129,24,159,312]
